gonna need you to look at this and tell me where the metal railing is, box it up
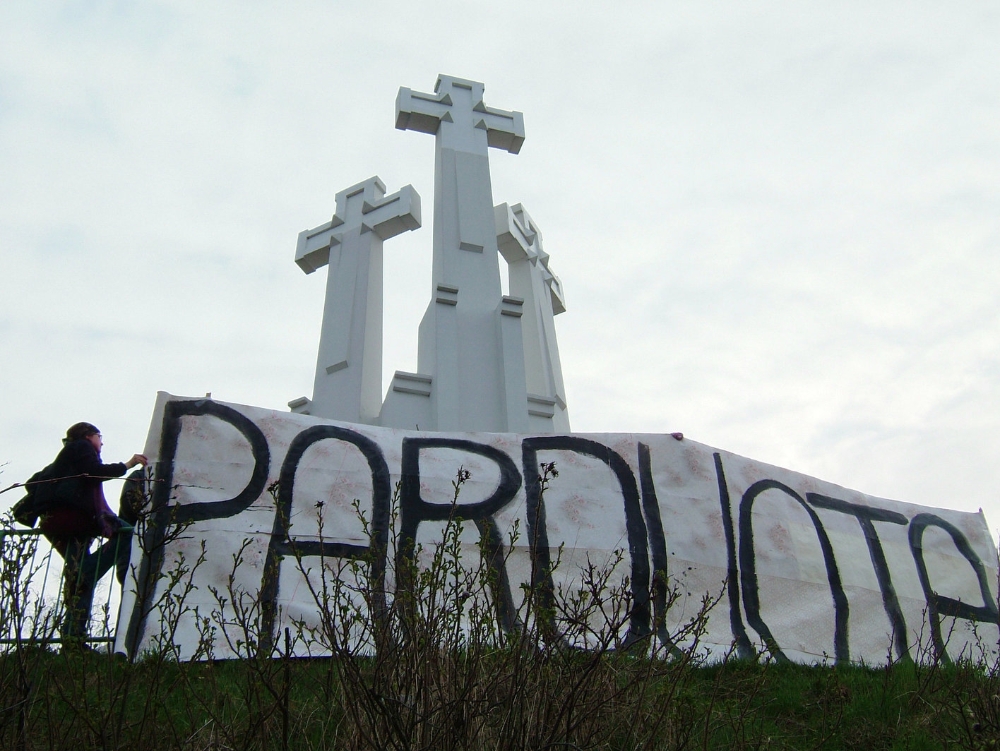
[0,526,120,648]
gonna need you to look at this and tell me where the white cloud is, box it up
[1,2,998,532]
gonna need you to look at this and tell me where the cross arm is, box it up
[361,184,422,240]
[396,87,453,135]
[494,202,538,264]
[535,245,567,314]
[545,269,566,315]
[295,216,345,274]
[474,101,525,154]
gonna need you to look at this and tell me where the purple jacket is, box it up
[40,439,127,541]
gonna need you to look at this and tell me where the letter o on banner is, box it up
[739,480,849,663]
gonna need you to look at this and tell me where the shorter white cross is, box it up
[292,177,421,423]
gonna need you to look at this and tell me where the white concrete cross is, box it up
[495,202,570,432]
[290,176,421,424]
[396,75,524,156]
[380,76,529,432]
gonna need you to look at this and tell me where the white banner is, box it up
[117,393,999,665]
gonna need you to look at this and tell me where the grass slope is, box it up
[2,647,998,750]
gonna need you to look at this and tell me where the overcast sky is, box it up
[2,2,998,530]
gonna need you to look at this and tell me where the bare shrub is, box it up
[272,463,720,750]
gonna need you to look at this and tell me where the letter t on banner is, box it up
[290,177,421,424]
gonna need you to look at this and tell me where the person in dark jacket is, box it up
[40,422,147,646]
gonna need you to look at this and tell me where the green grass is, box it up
[3,647,999,750]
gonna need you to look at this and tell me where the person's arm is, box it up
[63,440,132,480]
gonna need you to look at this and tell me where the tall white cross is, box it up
[380,75,528,432]
[290,177,421,424]
[495,202,570,432]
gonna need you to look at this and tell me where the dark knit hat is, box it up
[64,422,100,445]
